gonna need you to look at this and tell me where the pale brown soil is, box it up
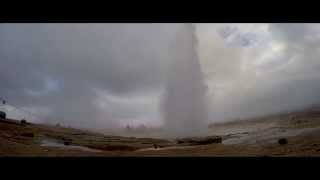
[1,107,320,156]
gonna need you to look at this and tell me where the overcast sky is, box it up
[1,23,320,130]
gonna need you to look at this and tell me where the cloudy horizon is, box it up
[1,23,320,131]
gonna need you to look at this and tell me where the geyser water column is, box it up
[163,23,208,138]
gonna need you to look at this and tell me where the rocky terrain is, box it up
[1,107,320,156]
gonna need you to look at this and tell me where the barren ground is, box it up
[1,107,320,156]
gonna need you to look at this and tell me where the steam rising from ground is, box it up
[162,24,208,137]
[2,24,320,133]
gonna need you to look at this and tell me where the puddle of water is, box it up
[137,145,195,152]
[223,127,320,145]
[40,139,103,153]
[210,122,278,136]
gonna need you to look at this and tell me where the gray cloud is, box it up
[200,23,320,122]
[0,23,179,129]
[1,23,320,132]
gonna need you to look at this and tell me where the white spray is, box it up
[162,23,209,138]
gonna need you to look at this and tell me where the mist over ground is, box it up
[1,23,320,133]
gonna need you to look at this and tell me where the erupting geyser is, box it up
[162,23,208,138]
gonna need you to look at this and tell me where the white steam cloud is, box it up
[162,24,208,137]
[1,23,320,134]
